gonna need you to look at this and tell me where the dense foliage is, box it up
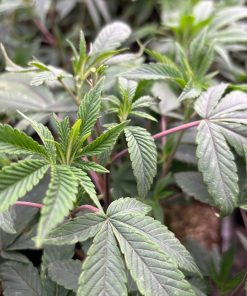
[0,1,247,295]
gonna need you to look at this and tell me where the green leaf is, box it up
[48,259,81,292]
[71,167,103,210]
[194,84,228,118]
[0,123,47,157]
[74,159,109,173]
[78,222,127,296]
[0,261,45,296]
[130,110,157,122]
[0,209,16,234]
[36,165,78,246]
[44,212,105,245]
[112,212,200,276]
[123,63,185,85]
[78,78,104,137]
[19,111,56,162]
[196,120,238,215]
[93,21,131,53]
[132,96,154,109]
[54,115,70,152]
[118,77,137,103]
[80,121,128,157]
[107,197,151,217]
[125,126,157,198]
[175,172,214,206]
[0,159,49,213]
[111,219,195,296]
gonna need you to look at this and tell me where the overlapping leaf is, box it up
[124,126,157,198]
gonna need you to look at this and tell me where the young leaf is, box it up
[71,167,103,210]
[132,96,154,109]
[79,121,128,157]
[44,212,106,245]
[0,209,16,234]
[37,165,78,246]
[0,160,49,213]
[54,115,70,152]
[74,159,109,173]
[118,77,137,103]
[112,213,200,276]
[124,126,157,198]
[77,78,105,137]
[78,222,127,296]
[0,261,44,296]
[93,22,131,53]
[196,121,238,215]
[107,197,151,217]
[111,219,195,296]
[0,124,47,157]
[48,259,82,292]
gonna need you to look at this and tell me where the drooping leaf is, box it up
[48,259,82,292]
[78,222,127,296]
[71,167,103,210]
[124,126,157,198]
[0,123,47,157]
[44,212,105,245]
[111,212,200,276]
[196,120,238,215]
[36,165,78,246]
[107,197,151,217]
[93,22,131,53]
[78,78,104,137]
[79,121,128,157]
[111,219,195,296]
[0,261,45,296]
[0,160,49,213]
[0,209,16,234]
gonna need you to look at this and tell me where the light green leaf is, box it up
[107,197,151,217]
[194,84,228,118]
[118,77,137,103]
[0,209,16,234]
[0,123,47,157]
[175,172,214,206]
[112,213,200,276]
[78,78,104,137]
[80,121,128,157]
[130,110,157,122]
[111,219,195,296]
[125,126,157,198]
[0,261,45,296]
[44,212,105,245]
[132,96,154,109]
[0,159,49,213]
[74,159,109,174]
[48,259,82,292]
[37,165,78,246]
[93,21,131,53]
[71,167,103,210]
[123,63,184,84]
[78,222,127,296]
[54,115,70,152]
[19,111,56,162]
[196,120,238,215]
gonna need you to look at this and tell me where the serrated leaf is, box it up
[132,96,154,109]
[0,209,16,234]
[37,165,78,246]
[107,197,151,217]
[0,123,47,157]
[123,63,185,84]
[93,22,131,53]
[19,111,56,162]
[112,212,200,276]
[130,110,157,122]
[175,172,214,206]
[0,159,49,213]
[44,212,105,245]
[48,259,81,292]
[78,78,104,137]
[111,219,195,296]
[118,77,137,103]
[125,126,157,198]
[196,120,238,215]
[194,84,228,118]
[80,121,128,157]
[74,159,109,173]
[54,115,70,152]
[78,222,127,296]
[71,167,103,210]
[0,261,45,296]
